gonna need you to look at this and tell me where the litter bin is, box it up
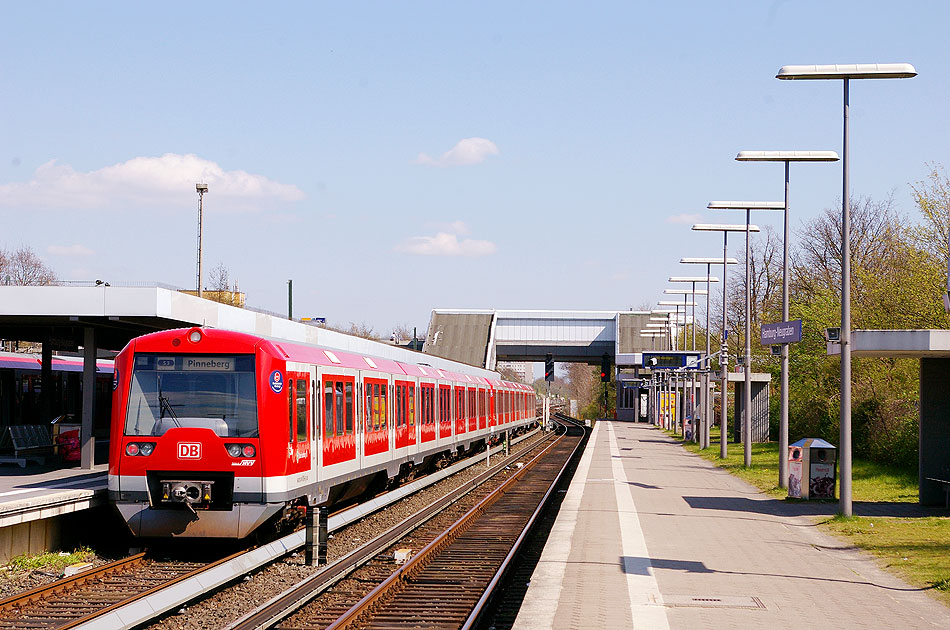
[788,438,837,499]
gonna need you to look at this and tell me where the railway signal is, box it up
[600,353,610,382]
[544,353,554,382]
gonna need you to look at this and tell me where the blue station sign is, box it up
[642,352,702,370]
[760,319,802,345]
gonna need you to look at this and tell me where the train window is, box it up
[335,381,344,436]
[345,381,354,434]
[312,381,318,437]
[288,380,295,442]
[296,379,307,441]
[380,385,388,430]
[325,380,334,437]
[408,385,415,427]
[373,383,379,431]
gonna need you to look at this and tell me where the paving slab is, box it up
[514,420,950,629]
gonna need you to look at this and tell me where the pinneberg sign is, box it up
[760,319,802,345]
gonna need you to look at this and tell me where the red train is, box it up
[108,327,536,538]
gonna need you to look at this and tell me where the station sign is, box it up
[641,352,702,370]
[760,319,802,345]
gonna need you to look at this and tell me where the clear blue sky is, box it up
[1,2,947,336]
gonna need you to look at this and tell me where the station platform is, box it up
[514,420,950,629]
[0,464,107,561]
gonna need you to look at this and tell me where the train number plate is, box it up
[177,442,202,459]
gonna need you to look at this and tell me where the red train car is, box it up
[108,327,535,538]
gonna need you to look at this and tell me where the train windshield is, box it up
[124,353,258,437]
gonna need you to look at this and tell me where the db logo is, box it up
[177,443,202,459]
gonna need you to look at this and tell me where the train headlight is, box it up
[225,443,256,458]
[188,330,202,343]
[125,442,156,456]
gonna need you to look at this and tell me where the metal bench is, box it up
[0,424,56,468]
[925,478,950,509]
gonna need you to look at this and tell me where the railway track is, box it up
[0,552,216,630]
[0,426,551,630]
[230,418,585,630]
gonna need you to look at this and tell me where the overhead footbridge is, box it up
[421,309,670,369]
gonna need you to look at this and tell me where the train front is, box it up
[109,327,282,538]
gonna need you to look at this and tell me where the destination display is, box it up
[642,352,702,370]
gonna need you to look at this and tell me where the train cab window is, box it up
[345,381,354,434]
[296,379,307,441]
[408,385,415,427]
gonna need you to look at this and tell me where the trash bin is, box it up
[788,438,837,499]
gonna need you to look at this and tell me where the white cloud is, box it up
[0,153,304,212]
[413,138,499,167]
[47,244,95,256]
[666,213,703,224]
[395,232,497,257]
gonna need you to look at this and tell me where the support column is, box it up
[41,337,53,423]
[81,327,96,470]
[919,358,950,506]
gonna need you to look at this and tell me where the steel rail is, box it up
[0,553,147,614]
[323,427,571,630]
[226,427,558,630]
[462,417,585,629]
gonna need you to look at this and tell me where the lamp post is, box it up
[692,224,760,460]
[777,62,916,516]
[680,259,737,449]
[735,150,839,487]
[195,183,208,298]
[707,202,782,468]
[665,289,707,441]
[669,277,719,444]
[659,299,694,435]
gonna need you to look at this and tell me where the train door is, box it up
[285,370,311,476]
[478,388,486,430]
[420,382,436,443]
[363,377,389,456]
[394,379,416,449]
[465,387,475,432]
[437,384,451,439]
[322,373,356,466]
[310,367,319,477]
[454,386,465,435]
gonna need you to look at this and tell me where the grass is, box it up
[822,515,950,605]
[4,547,94,575]
[664,426,950,606]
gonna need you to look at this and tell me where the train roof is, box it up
[126,328,523,387]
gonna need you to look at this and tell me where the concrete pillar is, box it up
[41,337,53,423]
[919,358,950,506]
[81,328,96,470]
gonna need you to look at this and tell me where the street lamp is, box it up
[707,202,782,467]
[692,224,760,459]
[195,183,208,299]
[670,277,719,444]
[777,62,916,516]
[735,150,839,488]
[680,259,736,449]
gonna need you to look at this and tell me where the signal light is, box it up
[544,353,554,382]
[600,353,611,382]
